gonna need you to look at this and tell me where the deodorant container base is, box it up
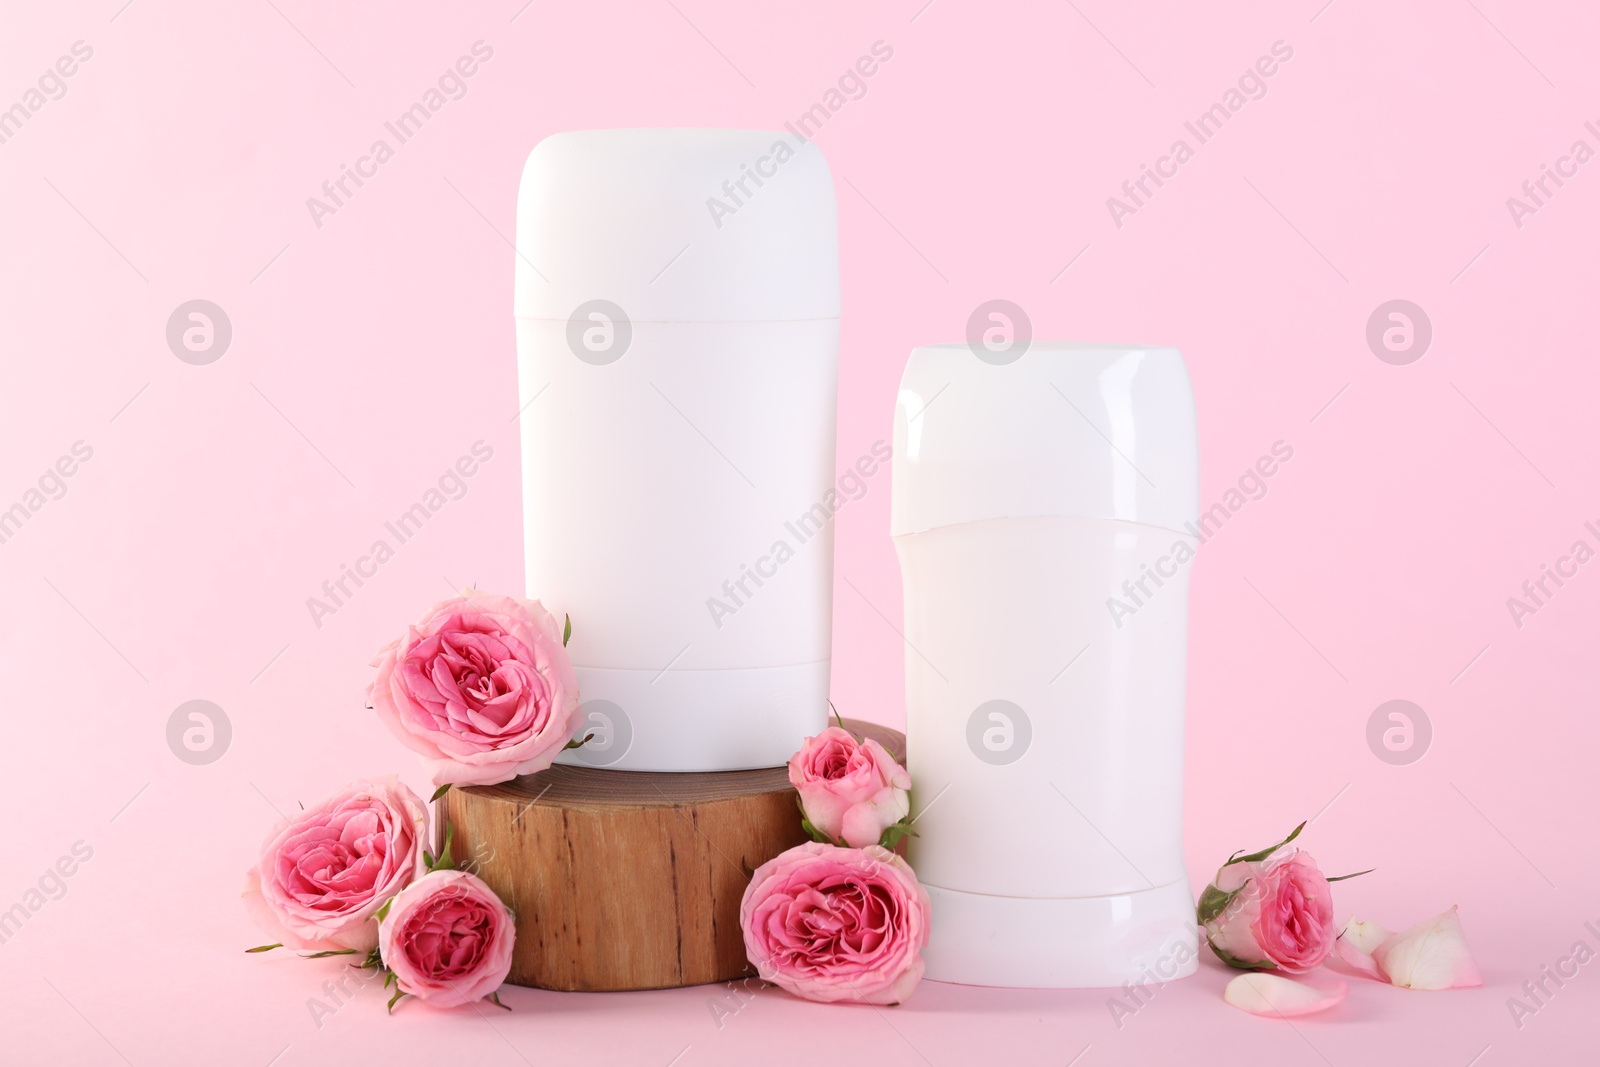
[892,343,1200,988]
[516,129,840,772]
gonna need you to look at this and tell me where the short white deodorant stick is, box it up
[515,129,840,772]
[893,343,1201,987]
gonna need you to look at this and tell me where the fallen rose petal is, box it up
[1373,906,1483,990]
[1333,917,1390,980]
[1224,972,1348,1017]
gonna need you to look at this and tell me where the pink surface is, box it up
[2,1,1596,1064]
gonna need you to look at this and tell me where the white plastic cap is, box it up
[890,343,1199,536]
[514,128,840,322]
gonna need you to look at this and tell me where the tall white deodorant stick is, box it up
[893,343,1201,988]
[515,130,840,772]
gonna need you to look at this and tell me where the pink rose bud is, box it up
[369,592,579,787]
[740,842,931,1005]
[1198,824,1336,974]
[242,777,428,952]
[788,727,912,848]
[378,869,516,1008]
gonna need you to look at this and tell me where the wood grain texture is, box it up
[443,719,905,991]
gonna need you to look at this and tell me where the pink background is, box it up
[3,0,1596,1063]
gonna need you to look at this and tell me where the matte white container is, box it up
[892,343,1200,988]
[516,129,839,771]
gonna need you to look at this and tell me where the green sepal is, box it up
[430,783,451,802]
[1327,867,1376,882]
[1224,821,1306,867]
[878,818,917,852]
[425,822,457,873]
[1196,879,1249,926]
[563,732,595,751]
[795,795,835,845]
[562,614,572,647]
[362,946,384,971]
[1207,940,1278,971]
[387,987,407,1014]
[245,943,283,954]
[374,898,394,924]
[488,991,511,1011]
[299,949,359,959]
[826,700,860,743]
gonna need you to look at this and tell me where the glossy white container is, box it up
[892,343,1201,987]
[516,129,839,771]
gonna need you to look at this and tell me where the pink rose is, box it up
[1200,836,1336,974]
[378,869,516,1007]
[370,592,579,787]
[740,842,931,1005]
[788,727,912,848]
[243,777,427,952]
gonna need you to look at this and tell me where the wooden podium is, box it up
[444,719,905,991]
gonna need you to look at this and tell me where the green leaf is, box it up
[1196,880,1249,926]
[487,991,511,1011]
[1223,822,1306,867]
[430,783,452,802]
[563,731,595,751]
[562,614,572,647]
[245,943,283,954]
[299,949,358,959]
[1327,867,1376,882]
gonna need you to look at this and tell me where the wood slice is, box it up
[443,719,904,992]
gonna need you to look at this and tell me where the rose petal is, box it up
[1224,972,1348,1017]
[1332,916,1389,980]
[1372,906,1483,990]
